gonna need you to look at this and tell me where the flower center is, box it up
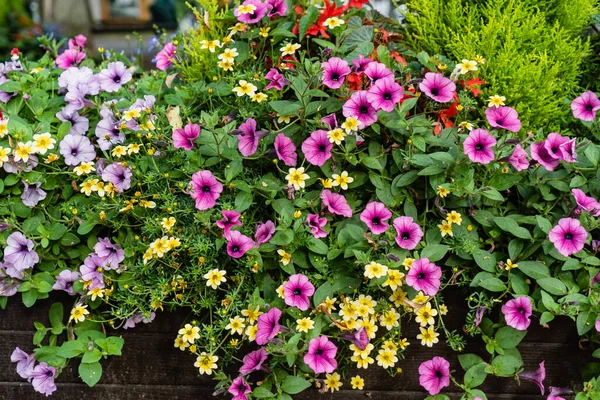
[551,146,558,153]
[383,92,392,101]
[586,104,593,111]
[359,106,369,114]
[114,76,121,83]
[430,88,439,96]
[564,233,573,240]
[372,217,380,225]
[238,385,246,392]
[417,272,425,280]
[475,144,483,151]
[435,370,443,379]
[293,288,301,296]
[315,349,323,356]
[517,307,525,314]
[202,185,212,193]
[71,149,78,156]
[331,72,339,81]
[401,232,410,240]
[496,119,503,125]
[19,244,29,252]
[232,245,240,253]
[318,144,326,152]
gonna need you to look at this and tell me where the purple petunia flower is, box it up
[393,216,423,250]
[419,72,456,103]
[95,115,124,151]
[571,91,600,121]
[321,190,353,217]
[4,232,39,272]
[64,77,100,112]
[11,347,36,381]
[123,311,156,329]
[530,141,560,171]
[342,90,378,128]
[94,238,125,270]
[21,181,47,207]
[226,230,255,258]
[304,336,338,374]
[283,274,315,311]
[548,386,573,400]
[0,75,14,103]
[501,296,532,331]
[156,42,176,71]
[190,170,223,210]
[98,62,132,93]
[321,57,351,89]
[405,258,441,296]
[172,123,200,150]
[256,307,281,345]
[352,54,372,73]
[419,357,450,396]
[485,106,521,132]
[56,108,89,135]
[367,78,403,112]
[52,269,81,295]
[364,61,394,83]
[102,162,132,193]
[265,68,289,91]
[234,0,268,24]
[228,376,251,400]
[548,218,588,257]
[360,201,392,235]
[340,327,369,350]
[518,361,546,395]
[265,0,287,16]
[56,49,85,69]
[571,189,600,216]
[255,220,276,246]
[274,133,297,167]
[239,347,268,375]
[216,210,242,234]
[30,362,57,396]
[79,254,105,289]
[543,132,576,163]
[234,118,268,157]
[321,113,338,130]
[462,128,497,164]
[0,264,21,296]
[59,134,95,166]
[68,34,87,50]
[302,130,332,166]
[307,214,328,238]
[508,144,529,171]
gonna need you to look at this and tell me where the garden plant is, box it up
[1,0,600,399]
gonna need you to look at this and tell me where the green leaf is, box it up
[584,143,599,166]
[49,223,68,240]
[272,199,294,216]
[22,289,38,308]
[298,6,319,38]
[471,272,506,292]
[459,353,485,371]
[481,188,504,201]
[234,191,253,212]
[253,387,276,399]
[473,250,497,272]
[577,310,596,335]
[282,375,311,394]
[79,361,102,387]
[270,230,294,245]
[60,232,81,247]
[495,326,526,349]
[96,336,124,356]
[307,238,328,255]
[464,363,487,388]
[343,26,374,47]
[535,216,553,234]
[420,244,449,262]
[77,221,96,235]
[58,121,72,137]
[493,217,531,239]
[49,303,64,335]
[537,277,567,295]
[517,261,550,279]
[269,100,301,116]
[0,80,22,92]
[491,353,523,376]
[82,348,103,364]
[57,340,87,358]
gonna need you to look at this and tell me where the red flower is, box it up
[307,0,346,39]
[434,102,459,135]
[346,72,363,91]
[461,78,486,97]
[348,0,369,8]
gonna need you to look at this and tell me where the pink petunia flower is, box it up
[321,113,338,130]
[321,57,351,89]
[419,72,456,103]
[405,258,442,296]
[302,130,332,166]
[304,336,338,374]
[508,144,529,171]
[234,118,268,157]
[544,133,570,160]
[548,386,573,400]
[156,42,176,71]
[216,210,242,234]
[56,49,85,69]
[68,34,87,50]
[265,68,289,91]
[283,273,315,311]
[501,296,532,331]
[228,376,251,400]
[265,0,287,16]
[360,201,392,235]
[463,128,497,164]
[571,189,600,216]
[226,230,255,258]
[418,356,450,395]
[342,90,378,128]
[548,217,588,257]
[307,214,328,238]
[364,61,394,83]
[393,216,423,250]
[190,170,223,210]
[518,361,546,395]
[256,307,281,345]
[172,123,200,150]
[234,0,268,24]
[530,141,560,171]
[321,190,353,217]
[274,133,297,167]
[255,220,276,246]
[367,78,403,112]
[239,347,268,375]
[352,54,372,73]
[571,91,600,121]
[485,106,521,132]
[340,327,369,350]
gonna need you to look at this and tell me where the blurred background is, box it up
[0,1,397,62]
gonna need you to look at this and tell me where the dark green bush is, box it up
[402,0,595,131]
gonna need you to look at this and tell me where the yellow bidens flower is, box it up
[323,17,345,29]
[112,145,127,157]
[364,262,388,279]
[218,48,238,63]
[350,375,364,390]
[417,325,440,347]
[296,317,315,333]
[475,55,486,64]
[241,306,262,324]
[438,220,453,237]
[69,304,89,322]
[14,141,34,163]
[277,249,292,265]
[332,171,354,190]
[458,121,474,131]
[319,178,333,188]
[276,283,286,299]
[415,302,438,326]
[123,108,141,121]
[0,118,9,137]
[225,316,246,335]
[204,269,226,289]
[232,80,257,97]
[293,210,302,219]
[194,352,218,375]
[236,4,257,14]
[229,22,247,34]
[413,291,429,304]
[379,308,400,330]
[325,372,342,393]
[437,186,450,198]
[218,60,234,71]
[437,63,447,71]
[285,167,309,190]
[179,323,200,343]
[439,304,448,316]
[278,115,292,124]
[251,92,268,103]
[73,161,95,176]
[488,95,506,108]
[0,146,10,166]
[200,40,223,53]
[174,336,189,351]
[446,210,462,225]
[280,42,301,56]
[127,143,141,154]
[259,27,270,37]
[382,269,405,291]
[403,258,414,270]
[162,217,176,232]
[376,349,398,369]
[505,259,518,270]
[456,59,478,74]
[245,324,258,341]
[32,133,56,155]
[327,128,346,145]
[342,116,359,133]
[88,287,104,301]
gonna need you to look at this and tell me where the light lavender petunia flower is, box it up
[101,162,132,193]
[21,181,47,207]
[59,134,96,166]
[56,108,89,135]
[94,237,125,269]
[11,347,36,381]
[30,362,57,396]
[52,269,81,295]
[4,232,39,272]
[98,62,132,92]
